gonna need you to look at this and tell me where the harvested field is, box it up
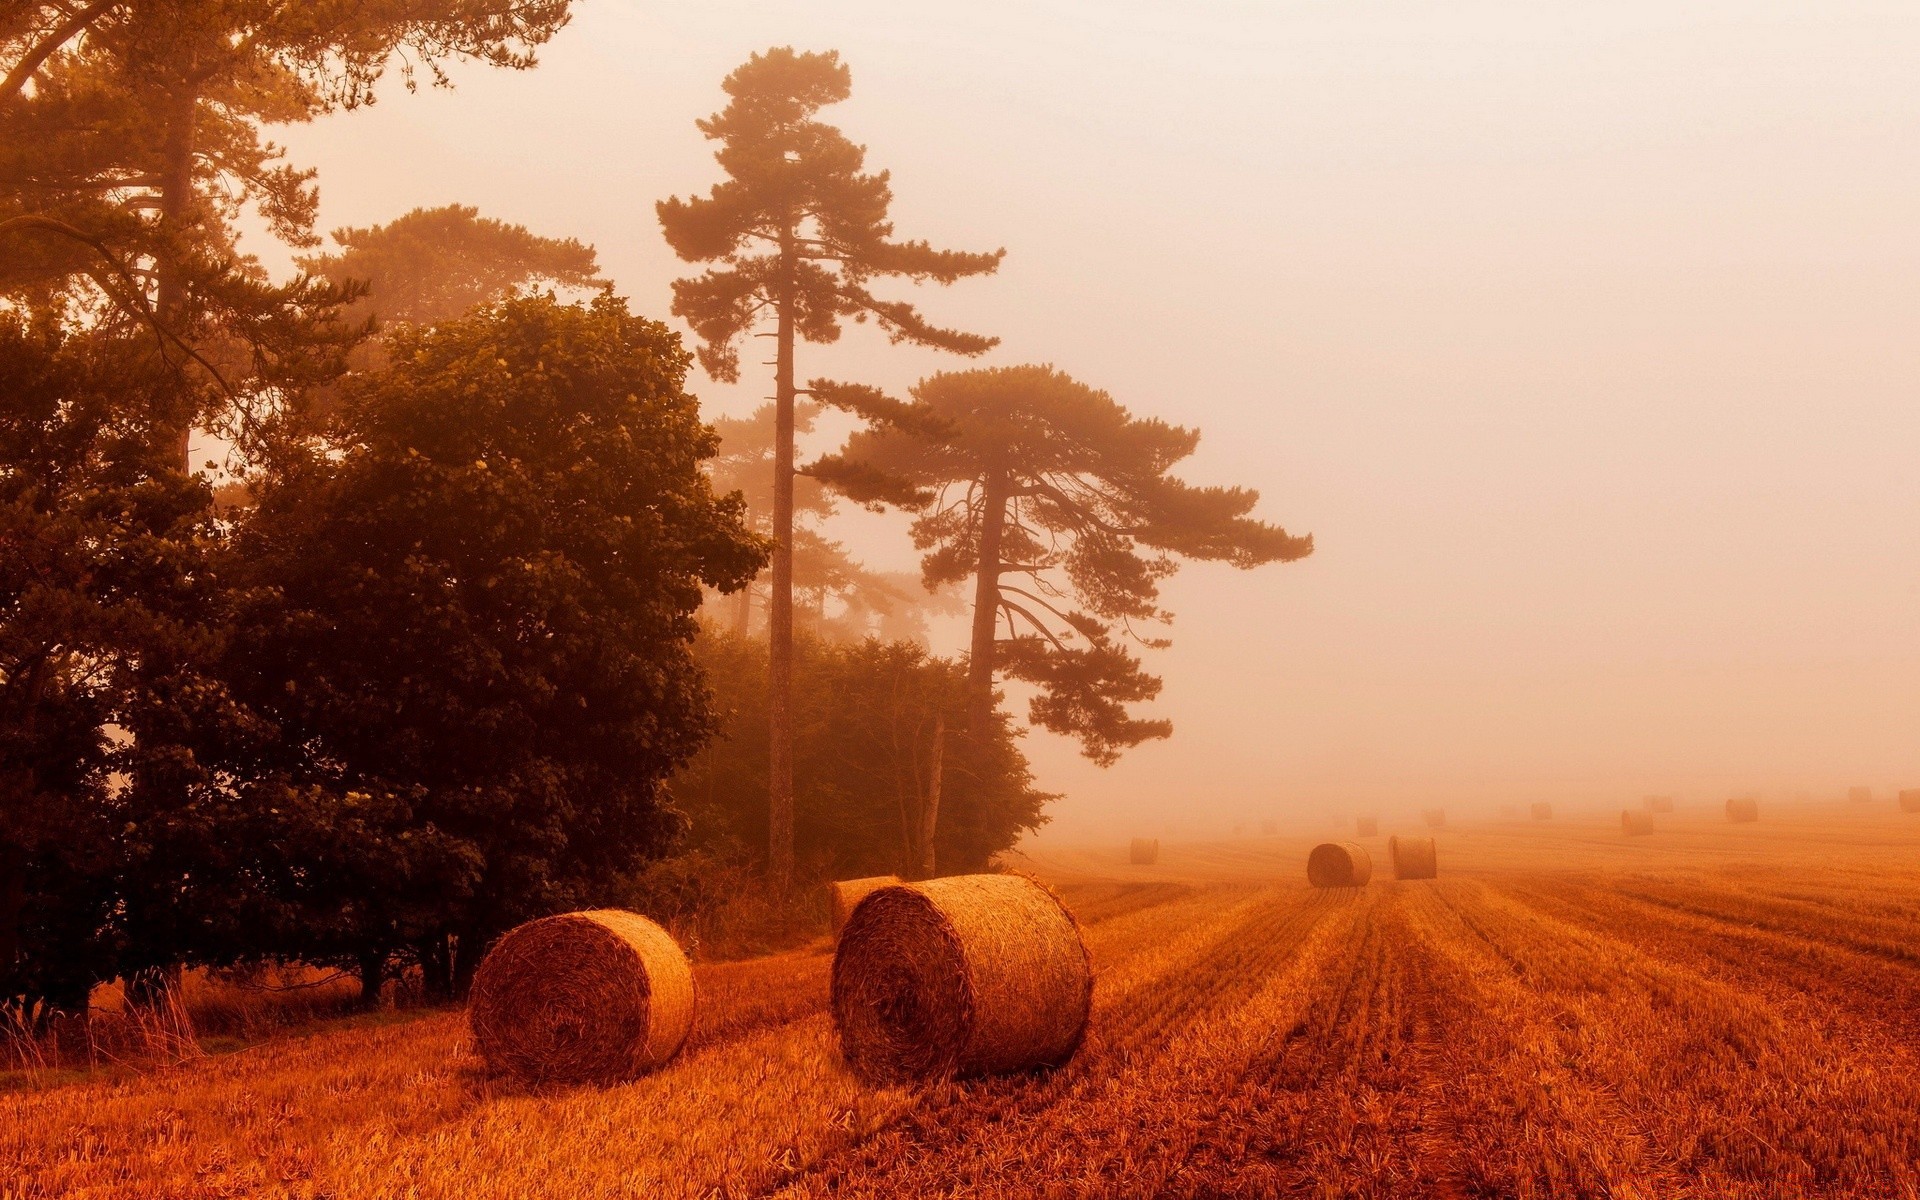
[11,806,1920,1198]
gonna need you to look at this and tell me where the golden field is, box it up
[9,805,1920,1199]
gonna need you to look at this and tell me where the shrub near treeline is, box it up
[674,630,1052,884]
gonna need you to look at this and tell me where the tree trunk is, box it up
[919,711,944,879]
[0,840,24,985]
[732,582,753,637]
[155,90,197,473]
[966,470,1010,739]
[416,937,452,1002]
[356,949,387,1011]
[767,231,797,891]
[450,931,483,1000]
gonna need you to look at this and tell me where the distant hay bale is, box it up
[1726,797,1760,823]
[1388,836,1437,880]
[1355,816,1378,838]
[1622,809,1656,836]
[468,909,693,1087]
[831,874,1093,1084]
[1421,808,1446,829]
[1531,802,1553,820]
[1306,842,1372,888]
[1849,785,1873,804]
[1644,795,1675,813]
[828,876,902,935]
[1901,789,1920,814]
[1128,837,1159,865]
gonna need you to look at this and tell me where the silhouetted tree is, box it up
[296,204,603,328]
[222,294,765,1000]
[1,0,573,467]
[657,47,1001,887]
[815,365,1314,764]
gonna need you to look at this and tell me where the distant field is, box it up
[10,806,1920,1198]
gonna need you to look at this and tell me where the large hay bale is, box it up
[831,874,1093,1084]
[1901,789,1920,814]
[1644,795,1675,813]
[1849,785,1873,804]
[1388,835,1437,880]
[1128,837,1159,865]
[468,909,693,1087]
[828,876,902,935]
[1307,842,1372,887]
[1531,801,1553,820]
[1726,796,1760,823]
[1355,816,1378,838]
[1622,809,1656,836]
[1421,808,1446,829]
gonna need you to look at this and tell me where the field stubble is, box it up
[8,806,1920,1198]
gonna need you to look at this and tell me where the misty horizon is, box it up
[216,1,1917,841]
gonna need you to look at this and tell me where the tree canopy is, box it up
[296,204,603,328]
[1,0,574,463]
[815,365,1314,764]
[656,46,1003,383]
[219,293,765,998]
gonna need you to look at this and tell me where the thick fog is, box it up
[247,0,1920,842]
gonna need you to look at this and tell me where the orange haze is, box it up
[250,1,1920,842]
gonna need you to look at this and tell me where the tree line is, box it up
[1,8,1310,1026]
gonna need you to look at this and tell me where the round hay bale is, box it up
[1726,796,1760,823]
[1531,801,1553,820]
[1128,837,1159,865]
[831,874,1093,1084]
[1307,842,1372,888]
[1901,789,1920,814]
[1355,816,1379,838]
[1388,836,1438,880]
[468,909,693,1087]
[1421,808,1447,829]
[828,876,902,935]
[1622,809,1656,836]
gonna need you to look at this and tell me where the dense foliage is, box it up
[221,294,764,997]
[674,629,1051,880]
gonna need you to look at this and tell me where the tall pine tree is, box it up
[658,48,1001,887]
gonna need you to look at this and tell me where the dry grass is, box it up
[10,806,1920,1198]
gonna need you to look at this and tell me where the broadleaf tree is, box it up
[657,46,1002,886]
[813,365,1315,765]
[221,293,766,1000]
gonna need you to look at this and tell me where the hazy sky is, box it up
[255,0,1920,840]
